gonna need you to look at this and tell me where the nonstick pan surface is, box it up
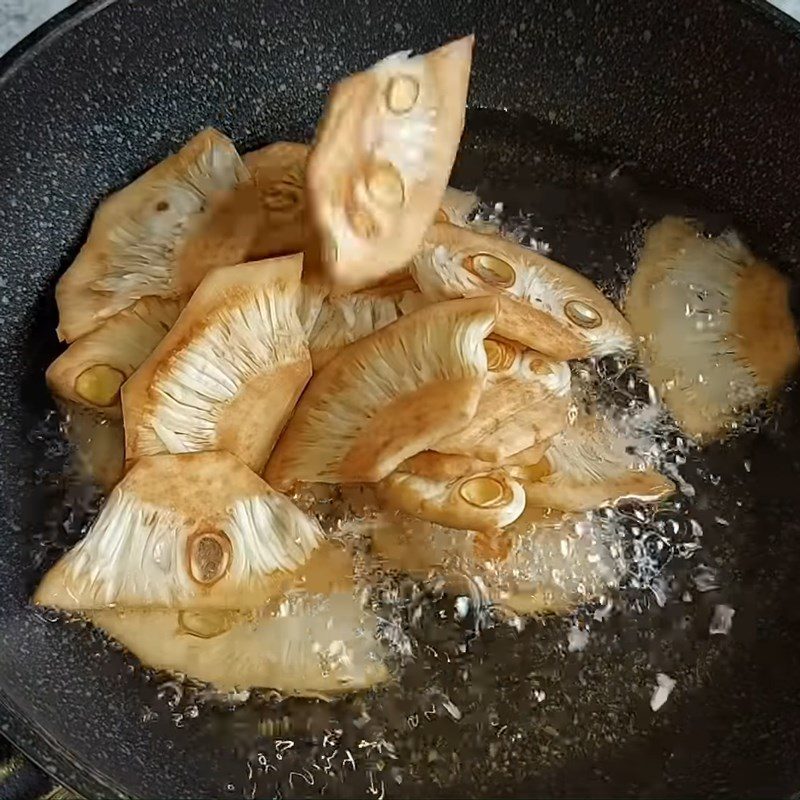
[3,1,800,797]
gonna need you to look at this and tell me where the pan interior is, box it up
[23,106,800,799]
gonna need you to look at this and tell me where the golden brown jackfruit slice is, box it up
[122,255,310,473]
[411,223,635,359]
[87,542,389,696]
[56,129,260,342]
[378,451,525,532]
[308,288,427,369]
[265,296,498,488]
[509,414,674,512]
[625,216,800,440]
[307,36,474,287]
[243,141,310,259]
[47,296,185,416]
[363,512,618,616]
[432,337,571,462]
[34,451,322,612]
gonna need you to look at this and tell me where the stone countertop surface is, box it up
[2,0,800,56]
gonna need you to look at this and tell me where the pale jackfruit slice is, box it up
[501,440,552,467]
[435,186,499,234]
[307,36,474,287]
[123,255,310,473]
[47,296,185,416]
[243,142,310,259]
[34,451,322,611]
[308,288,427,369]
[90,596,388,696]
[87,542,389,696]
[265,296,498,488]
[432,337,571,462]
[364,512,618,616]
[411,223,635,359]
[508,415,674,512]
[58,401,125,492]
[489,513,620,616]
[625,216,800,440]
[377,451,525,532]
[56,129,261,342]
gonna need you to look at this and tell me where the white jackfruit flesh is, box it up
[625,216,800,440]
[56,129,260,342]
[265,296,498,488]
[122,255,310,473]
[34,451,322,611]
[308,288,427,369]
[411,223,635,359]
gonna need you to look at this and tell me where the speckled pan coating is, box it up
[3,1,800,798]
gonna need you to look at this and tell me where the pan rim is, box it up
[1,0,800,797]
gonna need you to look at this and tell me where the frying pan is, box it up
[3,0,800,797]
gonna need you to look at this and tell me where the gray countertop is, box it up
[1,0,800,56]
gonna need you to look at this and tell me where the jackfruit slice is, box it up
[435,186,499,234]
[87,543,390,696]
[501,440,551,467]
[58,402,125,492]
[508,414,674,512]
[56,129,260,342]
[306,36,474,287]
[625,216,800,440]
[432,337,571,462]
[308,288,427,369]
[378,451,525,531]
[364,512,618,616]
[489,513,620,616]
[243,142,310,259]
[34,451,322,611]
[122,255,310,473]
[265,296,498,488]
[47,296,185,416]
[411,223,635,359]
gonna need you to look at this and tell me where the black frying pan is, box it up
[3,1,800,797]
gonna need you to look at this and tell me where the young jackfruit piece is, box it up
[56,129,261,342]
[34,451,323,611]
[308,288,427,369]
[265,296,498,488]
[243,142,310,259]
[307,36,474,288]
[87,543,390,696]
[123,255,310,473]
[411,223,635,359]
[434,186,499,234]
[377,451,526,532]
[363,511,618,616]
[508,414,674,512]
[47,296,185,416]
[625,216,800,440]
[488,512,620,616]
[58,401,125,492]
[501,439,551,467]
[432,336,571,462]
